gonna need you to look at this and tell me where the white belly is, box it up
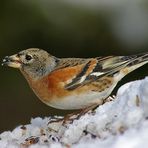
[46,85,116,110]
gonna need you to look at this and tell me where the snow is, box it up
[1,77,148,148]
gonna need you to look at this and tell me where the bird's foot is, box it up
[103,95,116,103]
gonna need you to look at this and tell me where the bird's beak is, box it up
[2,54,22,68]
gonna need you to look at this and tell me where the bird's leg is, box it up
[63,103,98,125]
[77,103,99,116]
[62,110,82,124]
[103,95,116,103]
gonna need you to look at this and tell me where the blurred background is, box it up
[0,0,148,132]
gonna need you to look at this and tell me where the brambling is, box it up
[2,48,148,112]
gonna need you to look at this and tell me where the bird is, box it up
[2,48,148,115]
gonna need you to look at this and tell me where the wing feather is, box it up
[65,53,148,90]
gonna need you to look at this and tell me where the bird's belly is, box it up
[46,87,114,110]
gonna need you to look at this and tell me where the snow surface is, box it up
[1,77,148,148]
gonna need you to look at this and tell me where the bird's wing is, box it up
[64,53,148,90]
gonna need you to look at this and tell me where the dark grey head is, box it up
[2,48,59,80]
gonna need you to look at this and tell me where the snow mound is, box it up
[1,77,148,148]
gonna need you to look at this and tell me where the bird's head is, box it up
[2,48,58,80]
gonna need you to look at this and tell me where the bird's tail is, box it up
[123,52,148,72]
[125,52,148,65]
[110,52,148,81]
[102,52,148,71]
[100,52,148,81]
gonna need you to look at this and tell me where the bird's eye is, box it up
[25,54,32,61]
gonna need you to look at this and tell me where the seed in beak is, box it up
[2,56,10,66]
[2,55,22,68]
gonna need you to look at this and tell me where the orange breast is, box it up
[26,64,84,104]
